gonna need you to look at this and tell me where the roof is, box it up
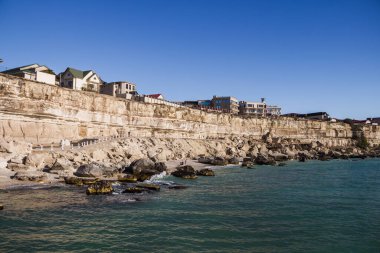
[1,63,55,75]
[65,67,94,79]
[146,94,163,99]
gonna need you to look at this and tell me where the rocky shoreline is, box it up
[1,134,380,197]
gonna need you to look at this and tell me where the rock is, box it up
[75,163,104,178]
[124,158,164,181]
[91,149,108,161]
[171,165,198,179]
[117,174,138,183]
[49,157,74,173]
[228,157,240,165]
[10,154,26,164]
[211,157,228,166]
[24,153,51,169]
[122,187,145,193]
[7,162,29,172]
[64,176,98,186]
[254,154,276,166]
[136,183,160,191]
[86,180,113,195]
[198,157,213,164]
[269,152,288,161]
[0,158,7,169]
[196,168,215,176]
[0,204,3,210]
[0,140,32,154]
[242,160,254,167]
[262,132,273,144]
[12,171,47,181]
[154,162,167,172]
[168,185,188,190]
[278,162,287,167]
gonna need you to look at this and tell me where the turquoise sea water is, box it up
[1,159,379,253]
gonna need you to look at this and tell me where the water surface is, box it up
[1,159,379,252]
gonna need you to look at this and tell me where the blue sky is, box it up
[1,0,379,119]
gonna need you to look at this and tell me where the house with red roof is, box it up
[146,94,164,100]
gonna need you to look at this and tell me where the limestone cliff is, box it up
[0,73,379,146]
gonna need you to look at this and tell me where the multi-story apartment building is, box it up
[239,100,267,116]
[211,96,239,114]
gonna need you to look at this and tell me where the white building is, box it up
[266,105,282,116]
[1,63,56,85]
[59,67,103,92]
[100,81,137,98]
[239,100,267,116]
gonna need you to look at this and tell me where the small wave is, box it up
[145,171,167,182]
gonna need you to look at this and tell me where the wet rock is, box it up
[12,171,47,181]
[211,157,228,166]
[117,174,137,183]
[228,157,240,165]
[278,162,287,167]
[171,165,198,179]
[136,183,160,191]
[124,158,163,181]
[64,176,98,186]
[86,180,113,195]
[154,162,167,172]
[196,168,215,176]
[254,154,276,166]
[198,157,213,164]
[168,185,188,190]
[269,152,288,161]
[0,204,3,210]
[122,187,145,193]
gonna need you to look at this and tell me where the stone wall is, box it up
[0,73,379,146]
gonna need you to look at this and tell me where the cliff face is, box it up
[0,73,378,146]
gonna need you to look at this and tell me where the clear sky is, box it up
[1,0,379,119]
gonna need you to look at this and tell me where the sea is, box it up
[0,159,379,253]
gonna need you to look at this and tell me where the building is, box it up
[59,67,103,92]
[367,117,380,125]
[239,100,267,116]
[100,81,137,98]
[211,96,239,114]
[283,112,330,120]
[266,105,282,116]
[146,94,164,100]
[181,100,212,108]
[1,63,56,85]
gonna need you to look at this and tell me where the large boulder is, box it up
[48,157,74,175]
[12,171,47,182]
[75,164,104,178]
[196,168,215,176]
[171,165,197,179]
[86,180,113,195]
[228,157,240,165]
[0,140,32,154]
[269,152,289,161]
[64,176,98,186]
[211,157,228,166]
[24,153,53,169]
[124,158,166,181]
[254,154,276,165]
[198,157,213,164]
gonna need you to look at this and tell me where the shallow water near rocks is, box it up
[1,159,380,252]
